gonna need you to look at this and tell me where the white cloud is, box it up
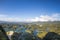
[0,14,21,22]
[25,13,60,22]
[0,14,7,17]
[0,13,60,22]
[0,17,21,22]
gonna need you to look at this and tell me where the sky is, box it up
[0,0,60,22]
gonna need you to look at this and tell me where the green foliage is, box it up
[1,21,60,39]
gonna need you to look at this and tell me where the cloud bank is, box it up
[0,14,21,22]
[25,13,60,22]
[0,13,60,22]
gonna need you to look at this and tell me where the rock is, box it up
[43,32,60,40]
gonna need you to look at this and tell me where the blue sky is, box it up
[0,0,60,22]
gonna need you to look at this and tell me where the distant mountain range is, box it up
[0,21,60,24]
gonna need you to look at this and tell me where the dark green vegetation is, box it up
[0,25,9,40]
[43,32,60,40]
[11,32,60,40]
[0,21,60,40]
[11,32,42,40]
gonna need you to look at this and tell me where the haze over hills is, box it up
[0,14,60,22]
[0,20,60,24]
